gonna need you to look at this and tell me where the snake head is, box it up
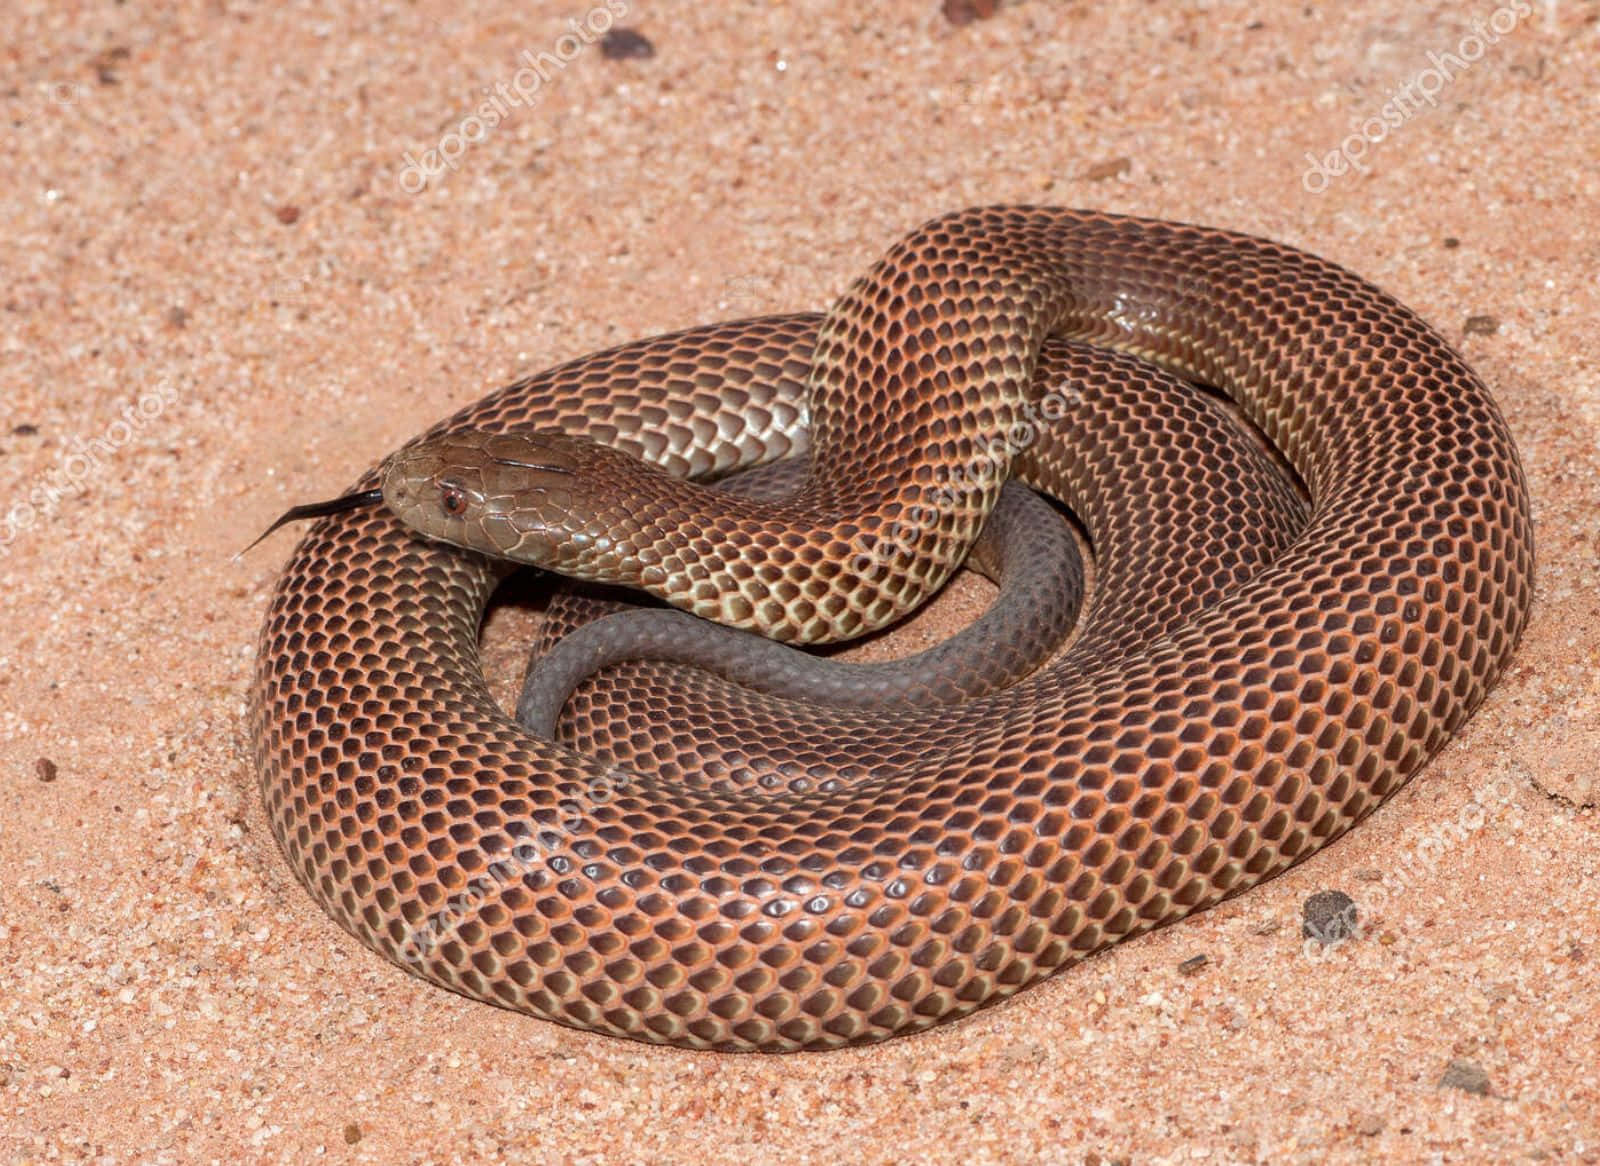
[380,430,635,573]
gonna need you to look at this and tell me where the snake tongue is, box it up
[236,488,386,557]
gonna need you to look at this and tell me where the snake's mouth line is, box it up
[489,454,579,474]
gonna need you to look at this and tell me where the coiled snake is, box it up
[252,206,1533,1051]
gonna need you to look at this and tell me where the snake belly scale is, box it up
[252,207,1533,1051]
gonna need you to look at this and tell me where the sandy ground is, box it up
[3,0,1598,1161]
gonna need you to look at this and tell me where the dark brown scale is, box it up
[252,207,1533,1052]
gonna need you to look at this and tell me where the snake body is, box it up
[253,207,1533,1051]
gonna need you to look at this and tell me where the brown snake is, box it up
[252,206,1534,1051]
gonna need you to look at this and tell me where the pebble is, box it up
[1301,890,1358,944]
[1439,1060,1492,1096]
[601,29,655,60]
[93,46,130,86]
[943,0,1000,24]
[1085,157,1132,181]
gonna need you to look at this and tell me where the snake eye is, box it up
[439,482,468,517]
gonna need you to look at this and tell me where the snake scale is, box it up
[252,207,1533,1051]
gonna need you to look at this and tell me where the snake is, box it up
[251,206,1534,1052]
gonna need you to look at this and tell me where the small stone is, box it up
[36,758,58,783]
[1177,954,1209,975]
[600,28,655,60]
[94,46,130,86]
[11,423,39,437]
[1464,315,1500,335]
[1356,1113,1385,1136]
[1085,156,1132,181]
[1443,236,1461,248]
[343,1122,362,1145]
[274,204,301,225]
[943,0,1000,24]
[1439,1059,1491,1096]
[1301,889,1357,944]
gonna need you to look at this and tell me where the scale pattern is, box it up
[252,207,1533,1051]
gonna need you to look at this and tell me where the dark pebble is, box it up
[1443,236,1461,248]
[343,1122,363,1145]
[1301,889,1357,944]
[1439,1059,1491,1096]
[943,0,1000,23]
[11,423,39,437]
[275,204,301,225]
[94,46,130,86]
[36,758,58,783]
[1464,315,1500,335]
[601,28,655,60]
[1178,954,1209,975]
